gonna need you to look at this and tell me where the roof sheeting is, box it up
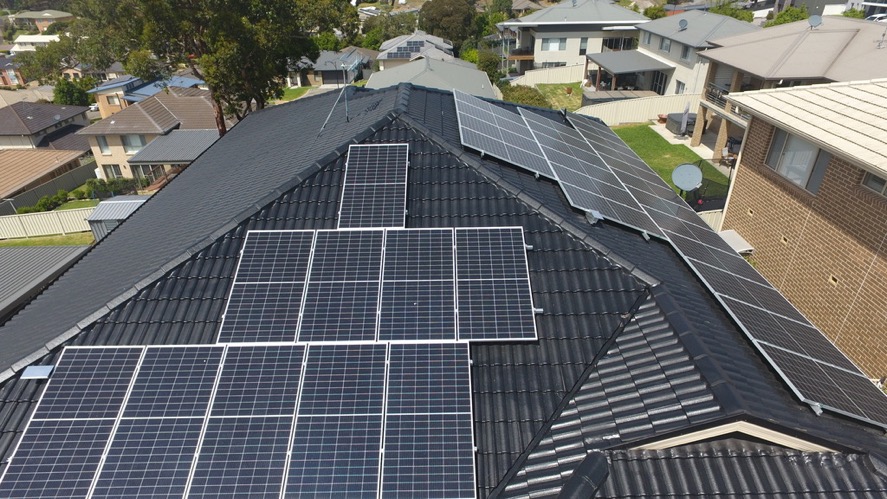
[0,246,87,323]
[500,0,648,26]
[0,149,86,198]
[0,102,88,135]
[128,129,219,164]
[86,196,150,221]
[366,58,496,98]
[701,16,887,81]
[638,10,760,48]
[729,79,887,177]
[587,50,674,74]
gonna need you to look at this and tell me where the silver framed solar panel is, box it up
[338,143,409,229]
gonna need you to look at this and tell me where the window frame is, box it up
[121,134,147,154]
[106,95,120,106]
[96,135,111,155]
[541,37,567,51]
[659,37,671,53]
[862,172,887,197]
[674,80,685,95]
[102,164,122,179]
[579,37,588,55]
[643,31,651,45]
[765,128,830,193]
[680,44,691,61]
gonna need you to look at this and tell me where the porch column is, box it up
[611,74,617,91]
[595,67,601,90]
[713,119,730,161]
[690,105,706,147]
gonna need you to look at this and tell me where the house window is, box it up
[681,45,691,61]
[659,37,671,53]
[643,32,651,45]
[579,37,588,55]
[675,80,685,95]
[96,136,110,155]
[862,172,887,196]
[103,164,122,179]
[122,134,147,154]
[765,128,831,193]
[602,37,636,51]
[541,62,567,68]
[133,164,165,184]
[107,95,120,106]
[541,38,567,51]
[651,70,668,95]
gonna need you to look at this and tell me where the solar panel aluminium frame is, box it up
[338,143,410,229]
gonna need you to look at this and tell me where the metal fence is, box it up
[512,64,586,87]
[0,159,97,216]
[0,207,93,239]
[576,93,701,126]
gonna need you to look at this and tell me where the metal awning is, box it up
[586,51,674,74]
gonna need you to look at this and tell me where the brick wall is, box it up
[723,118,887,378]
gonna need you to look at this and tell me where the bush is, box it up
[498,83,550,108]
[17,189,69,214]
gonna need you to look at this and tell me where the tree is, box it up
[68,0,347,136]
[313,31,341,52]
[15,34,78,83]
[709,1,753,22]
[490,0,512,17]
[643,5,666,19]
[53,77,89,106]
[418,0,475,51]
[764,5,808,27]
[360,9,416,50]
[843,8,865,18]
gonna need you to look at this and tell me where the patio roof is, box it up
[587,50,674,75]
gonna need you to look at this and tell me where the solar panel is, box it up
[211,345,305,417]
[0,419,113,499]
[455,228,536,340]
[380,229,456,341]
[338,144,408,229]
[123,346,224,418]
[381,413,475,498]
[520,108,662,236]
[32,347,141,420]
[233,230,313,283]
[189,416,292,498]
[387,344,471,414]
[91,417,203,498]
[297,344,387,416]
[453,89,553,179]
[286,415,383,496]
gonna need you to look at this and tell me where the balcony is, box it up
[507,47,535,61]
[704,82,751,122]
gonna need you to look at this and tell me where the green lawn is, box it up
[0,232,94,247]
[536,82,583,111]
[613,124,730,199]
[56,199,100,210]
[275,87,311,103]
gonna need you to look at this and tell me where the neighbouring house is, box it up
[499,0,649,76]
[376,30,455,71]
[366,57,498,98]
[0,84,886,497]
[9,10,74,33]
[86,195,150,241]
[721,79,887,377]
[77,88,225,182]
[9,34,59,55]
[62,62,125,83]
[0,148,90,208]
[586,11,759,95]
[691,16,887,160]
[310,47,377,86]
[0,54,25,87]
[512,0,544,15]
[0,102,89,150]
[87,74,205,119]
[0,246,88,324]
[127,129,220,186]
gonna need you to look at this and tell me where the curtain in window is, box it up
[777,135,817,186]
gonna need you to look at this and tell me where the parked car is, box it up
[865,13,887,22]
[88,103,99,112]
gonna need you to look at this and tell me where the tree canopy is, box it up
[709,1,754,23]
[643,5,666,20]
[68,0,358,135]
[53,77,89,106]
[418,0,475,51]
[360,9,417,50]
[764,5,808,27]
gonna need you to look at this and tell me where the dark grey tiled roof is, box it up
[0,102,87,135]
[35,124,89,152]
[0,246,87,323]
[127,129,219,164]
[0,84,885,498]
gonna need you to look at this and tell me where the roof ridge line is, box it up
[489,288,653,498]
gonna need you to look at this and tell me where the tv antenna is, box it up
[318,57,364,136]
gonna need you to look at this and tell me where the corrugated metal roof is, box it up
[86,196,150,221]
[729,79,887,177]
[0,246,87,322]
[128,129,219,164]
[0,149,87,198]
[587,50,674,74]
[638,10,760,48]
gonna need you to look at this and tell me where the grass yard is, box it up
[536,82,583,111]
[613,124,730,199]
[0,232,94,247]
[56,199,100,210]
[275,87,311,103]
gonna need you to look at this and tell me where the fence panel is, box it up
[0,160,97,216]
[0,207,93,239]
[576,93,701,126]
[512,65,586,86]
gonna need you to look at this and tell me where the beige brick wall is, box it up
[723,118,887,378]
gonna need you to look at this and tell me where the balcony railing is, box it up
[705,82,751,121]
[507,47,535,60]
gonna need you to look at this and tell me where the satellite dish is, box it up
[678,19,688,31]
[808,15,822,28]
[53,114,61,121]
[672,163,703,192]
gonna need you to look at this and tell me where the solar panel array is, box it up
[219,228,536,343]
[339,144,408,229]
[0,343,474,498]
[562,113,887,429]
